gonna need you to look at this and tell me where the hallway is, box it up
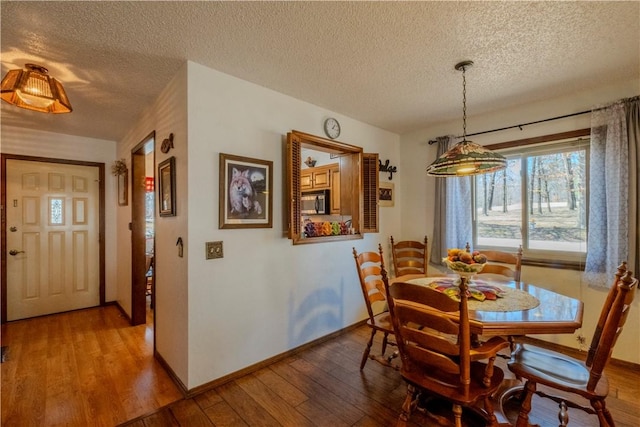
[1,304,182,426]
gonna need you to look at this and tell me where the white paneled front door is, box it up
[6,159,100,321]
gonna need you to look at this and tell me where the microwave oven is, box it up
[301,189,330,215]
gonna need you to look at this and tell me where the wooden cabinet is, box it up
[330,166,340,214]
[301,163,341,214]
[300,172,313,190]
[301,163,335,191]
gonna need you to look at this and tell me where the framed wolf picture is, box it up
[219,153,273,229]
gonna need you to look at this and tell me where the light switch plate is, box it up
[206,241,223,259]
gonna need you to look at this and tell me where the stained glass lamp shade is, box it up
[426,61,505,177]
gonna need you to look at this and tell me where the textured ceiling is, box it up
[1,1,639,142]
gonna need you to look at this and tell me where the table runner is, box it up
[405,277,540,312]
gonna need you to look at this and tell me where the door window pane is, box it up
[49,197,64,225]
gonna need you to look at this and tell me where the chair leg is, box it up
[508,336,523,381]
[558,401,569,427]
[591,398,613,427]
[452,403,463,427]
[398,384,417,424]
[602,407,615,427]
[360,328,376,370]
[484,394,499,427]
[515,380,537,427]
[381,332,389,356]
[482,355,496,387]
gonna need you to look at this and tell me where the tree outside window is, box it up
[473,142,588,258]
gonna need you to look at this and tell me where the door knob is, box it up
[9,250,25,256]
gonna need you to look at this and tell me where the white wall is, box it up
[399,78,640,363]
[0,126,118,301]
[185,61,401,388]
[116,64,190,386]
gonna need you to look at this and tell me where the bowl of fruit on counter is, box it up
[442,247,488,275]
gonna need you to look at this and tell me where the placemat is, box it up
[405,277,540,312]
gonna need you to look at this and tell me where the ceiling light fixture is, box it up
[1,63,72,113]
[426,61,505,176]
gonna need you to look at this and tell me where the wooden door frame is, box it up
[130,132,154,326]
[1,154,106,323]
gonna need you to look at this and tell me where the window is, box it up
[286,130,377,244]
[473,139,589,261]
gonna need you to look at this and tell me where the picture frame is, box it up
[379,181,395,207]
[117,170,128,206]
[219,153,272,229]
[158,156,176,217]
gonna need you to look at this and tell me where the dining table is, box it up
[390,273,585,425]
[390,273,584,338]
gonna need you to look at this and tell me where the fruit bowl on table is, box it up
[442,258,485,274]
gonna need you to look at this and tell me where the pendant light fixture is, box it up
[1,63,72,113]
[426,61,505,176]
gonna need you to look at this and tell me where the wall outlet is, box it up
[206,241,223,259]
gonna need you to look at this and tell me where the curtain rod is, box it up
[427,109,591,145]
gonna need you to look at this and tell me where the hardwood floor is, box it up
[118,327,640,427]
[1,303,182,426]
[2,305,639,426]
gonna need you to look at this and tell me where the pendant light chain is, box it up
[462,64,467,141]
[426,59,506,177]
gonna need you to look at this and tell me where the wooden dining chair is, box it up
[390,235,429,277]
[352,245,397,370]
[385,273,510,427]
[476,245,523,283]
[507,263,637,427]
[145,254,155,309]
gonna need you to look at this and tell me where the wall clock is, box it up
[323,118,341,139]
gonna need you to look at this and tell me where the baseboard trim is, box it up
[183,319,367,397]
[151,319,639,402]
[154,350,188,397]
[110,302,188,397]
[110,301,132,324]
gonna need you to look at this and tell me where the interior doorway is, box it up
[130,132,155,327]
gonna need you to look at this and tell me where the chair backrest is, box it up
[477,246,523,282]
[145,254,154,273]
[386,275,474,390]
[586,262,626,365]
[390,235,428,277]
[352,244,386,322]
[585,268,637,390]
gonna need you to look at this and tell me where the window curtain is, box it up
[585,96,639,288]
[430,136,473,265]
[627,97,639,277]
